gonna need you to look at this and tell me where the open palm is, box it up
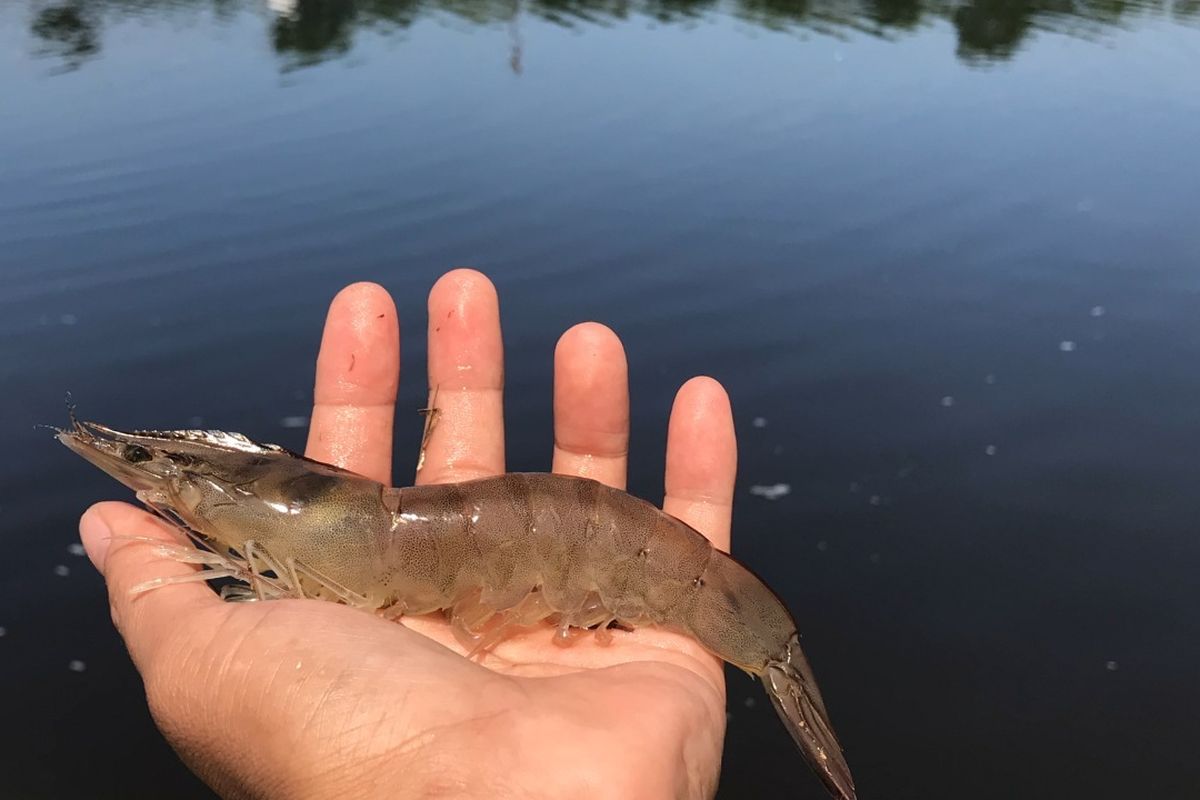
[80,270,740,799]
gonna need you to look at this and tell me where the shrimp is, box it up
[56,414,856,800]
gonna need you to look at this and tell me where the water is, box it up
[3,1,1200,797]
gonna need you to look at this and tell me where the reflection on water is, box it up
[30,3,99,64]
[28,0,1200,70]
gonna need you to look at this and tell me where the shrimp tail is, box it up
[764,634,856,800]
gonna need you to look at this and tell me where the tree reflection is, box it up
[737,0,811,31]
[26,0,1200,72]
[30,2,100,69]
[272,0,359,65]
[952,0,1033,61]
[865,0,922,29]
[641,0,718,23]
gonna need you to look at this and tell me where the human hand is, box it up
[80,269,739,799]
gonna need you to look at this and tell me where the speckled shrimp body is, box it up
[57,417,856,800]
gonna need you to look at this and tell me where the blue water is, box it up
[2,1,1200,796]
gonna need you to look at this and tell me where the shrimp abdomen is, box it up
[384,474,855,797]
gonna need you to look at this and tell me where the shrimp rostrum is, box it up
[57,416,856,800]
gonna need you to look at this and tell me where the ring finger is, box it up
[551,322,629,489]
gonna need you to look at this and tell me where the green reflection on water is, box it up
[25,0,1200,71]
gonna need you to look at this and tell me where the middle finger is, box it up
[415,269,506,485]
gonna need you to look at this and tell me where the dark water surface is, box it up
[3,0,1200,797]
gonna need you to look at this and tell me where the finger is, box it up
[417,269,505,484]
[552,322,629,488]
[663,377,737,553]
[79,502,223,674]
[306,282,400,485]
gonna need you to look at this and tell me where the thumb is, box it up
[80,502,222,673]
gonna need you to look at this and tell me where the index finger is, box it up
[306,283,400,484]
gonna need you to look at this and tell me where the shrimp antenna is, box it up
[64,392,83,431]
[39,392,83,434]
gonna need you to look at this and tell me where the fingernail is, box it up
[79,506,112,573]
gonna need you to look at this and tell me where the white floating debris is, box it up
[60,313,78,326]
[985,445,997,456]
[984,374,997,385]
[868,495,882,506]
[772,444,785,456]
[1090,306,1106,318]
[744,696,757,708]
[0,626,6,637]
[869,552,881,564]
[941,396,955,407]
[67,543,86,557]
[1105,660,1119,671]
[749,483,791,501]
[816,540,829,552]
[751,417,768,429]
[187,415,205,427]
[279,415,309,429]
[849,481,860,493]
[1059,340,1076,352]
[68,660,87,672]
[54,564,70,577]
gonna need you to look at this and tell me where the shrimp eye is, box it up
[123,444,152,463]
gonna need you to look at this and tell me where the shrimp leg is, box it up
[466,591,554,658]
[416,385,441,473]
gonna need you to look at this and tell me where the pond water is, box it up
[2,0,1200,797]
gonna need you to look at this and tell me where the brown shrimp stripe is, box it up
[376,473,797,674]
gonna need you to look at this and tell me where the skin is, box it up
[80,269,738,800]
